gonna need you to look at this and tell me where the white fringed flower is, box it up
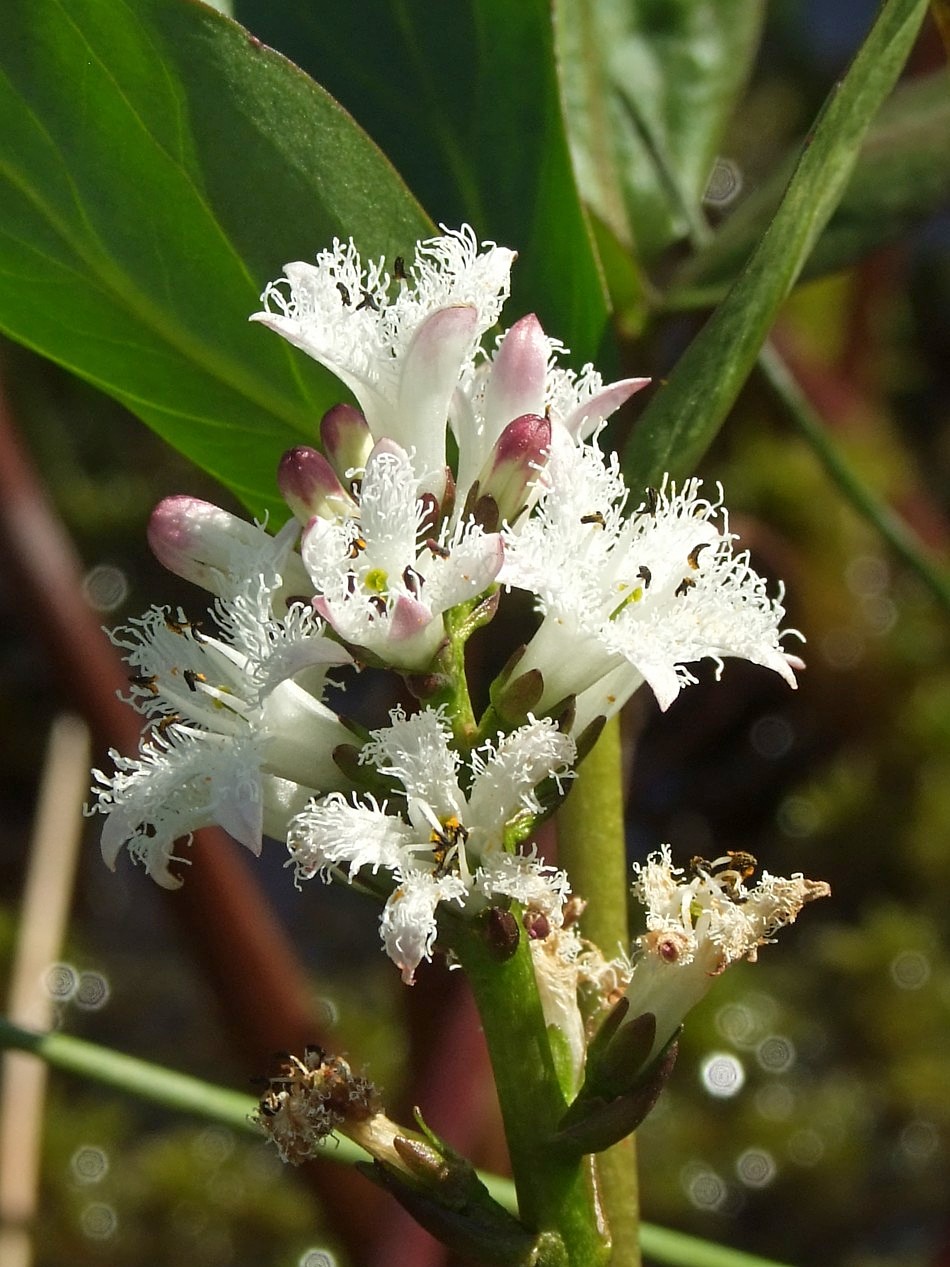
[287,707,576,982]
[501,434,803,730]
[252,226,515,486]
[300,442,504,669]
[626,846,830,1059]
[90,545,355,888]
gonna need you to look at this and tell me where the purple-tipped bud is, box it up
[476,413,551,526]
[278,446,354,524]
[483,314,549,438]
[148,496,253,586]
[320,404,373,487]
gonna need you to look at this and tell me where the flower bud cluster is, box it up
[91,225,822,1018]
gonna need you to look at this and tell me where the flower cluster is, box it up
[91,225,820,1000]
[626,847,832,1061]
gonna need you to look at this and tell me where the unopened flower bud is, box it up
[278,446,354,523]
[147,496,311,598]
[320,404,373,488]
[481,313,549,436]
[473,413,551,527]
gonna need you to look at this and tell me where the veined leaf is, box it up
[622,0,932,490]
[554,0,765,264]
[233,0,610,366]
[0,0,431,520]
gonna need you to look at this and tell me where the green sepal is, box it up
[552,1014,680,1157]
[552,1039,679,1157]
[490,669,546,727]
[357,1149,536,1266]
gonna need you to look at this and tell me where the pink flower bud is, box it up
[278,446,354,523]
[148,496,254,586]
[482,313,549,437]
[475,413,551,526]
[320,404,373,486]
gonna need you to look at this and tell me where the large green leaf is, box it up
[622,0,932,490]
[666,70,950,310]
[232,0,610,366]
[0,0,431,520]
[553,0,765,264]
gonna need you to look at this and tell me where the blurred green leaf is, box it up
[667,70,950,310]
[553,0,765,263]
[232,0,609,365]
[623,0,932,490]
[0,0,430,520]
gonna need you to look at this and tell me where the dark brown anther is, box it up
[155,714,180,736]
[402,565,425,595]
[164,614,190,634]
[688,542,710,570]
[336,281,351,306]
[393,255,407,281]
[580,511,606,527]
[356,289,379,312]
[417,491,440,537]
[429,816,468,877]
[645,487,659,515]
[727,850,757,879]
[347,534,368,559]
[674,577,695,598]
[425,538,450,560]
[368,595,387,616]
[183,668,206,692]
[482,907,520,961]
[637,565,652,587]
[129,673,158,695]
[523,910,550,941]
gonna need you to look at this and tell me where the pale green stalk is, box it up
[0,1018,796,1267]
[557,717,640,1266]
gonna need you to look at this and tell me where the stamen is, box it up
[688,542,710,570]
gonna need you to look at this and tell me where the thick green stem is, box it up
[557,717,640,1267]
[452,928,609,1266]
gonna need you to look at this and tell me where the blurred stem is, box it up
[0,1018,797,1267]
[759,341,950,613]
[0,1017,273,1140]
[638,1224,795,1267]
[451,929,609,1265]
[557,717,639,1267]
